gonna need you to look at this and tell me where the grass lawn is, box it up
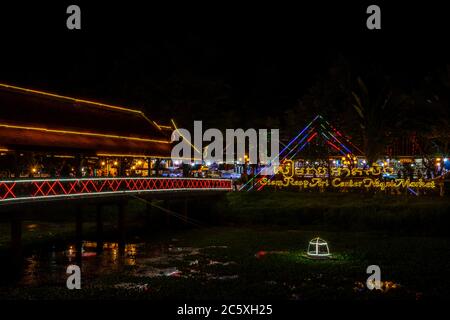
[219,192,450,234]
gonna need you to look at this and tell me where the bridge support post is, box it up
[96,205,104,253]
[118,202,126,255]
[75,206,83,265]
[155,158,161,177]
[10,216,22,258]
[184,197,188,225]
[165,200,171,227]
[145,201,152,227]
[147,158,151,177]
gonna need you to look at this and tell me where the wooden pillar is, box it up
[184,198,188,224]
[11,216,22,256]
[145,201,152,227]
[119,159,126,176]
[75,206,83,265]
[96,205,103,253]
[118,202,126,255]
[155,158,161,177]
[76,207,83,239]
[75,155,83,177]
[166,200,171,227]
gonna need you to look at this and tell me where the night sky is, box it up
[1,2,449,128]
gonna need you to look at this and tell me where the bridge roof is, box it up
[0,83,172,157]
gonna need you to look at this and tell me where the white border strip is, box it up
[0,177,232,183]
[0,188,232,203]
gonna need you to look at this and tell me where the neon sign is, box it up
[260,160,436,191]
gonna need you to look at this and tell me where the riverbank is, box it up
[1,226,450,300]
[1,192,449,300]
[2,192,449,253]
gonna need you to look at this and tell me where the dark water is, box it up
[2,238,206,287]
[0,229,412,299]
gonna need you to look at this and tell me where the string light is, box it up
[95,153,202,161]
[0,82,143,114]
[254,115,364,191]
[53,155,75,159]
[155,123,173,130]
[170,118,202,154]
[0,123,170,144]
[240,115,321,191]
[0,82,168,132]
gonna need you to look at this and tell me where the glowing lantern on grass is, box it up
[307,237,331,259]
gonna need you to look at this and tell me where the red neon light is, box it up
[1,182,16,199]
[326,140,341,151]
[0,178,231,202]
[79,180,92,193]
[307,132,318,143]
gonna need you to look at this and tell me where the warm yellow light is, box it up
[131,166,136,170]
[171,119,202,154]
[113,161,118,166]
[53,155,75,159]
[1,81,162,132]
[0,123,170,144]
[31,168,37,173]
[137,160,143,165]
[96,153,201,161]
[140,114,162,131]
[154,121,172,130]
[0,82,142,114]
[157,124,172,129]
[436,158,441,162]
[101,161,106,166]
[152,121,162,130]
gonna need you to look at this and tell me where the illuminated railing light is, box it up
[0,177,232,202]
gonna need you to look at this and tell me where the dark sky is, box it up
[1,2,449,125]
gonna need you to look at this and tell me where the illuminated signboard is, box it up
[259,160,436,191]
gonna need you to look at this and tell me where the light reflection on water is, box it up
[18,241,165,287]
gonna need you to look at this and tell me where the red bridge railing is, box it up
[0,177,232,203]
